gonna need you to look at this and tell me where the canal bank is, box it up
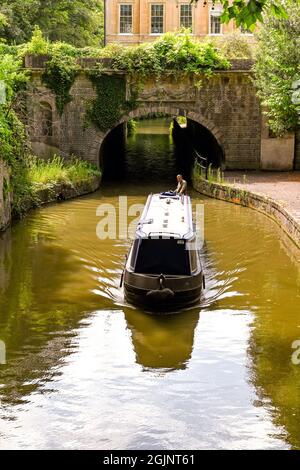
[192,169,300,249]
[0,161,12,232]
[1,183,300,449]
[1,117,300,449]
[0,158,101,232]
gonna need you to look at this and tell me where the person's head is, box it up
[177,174,183,182]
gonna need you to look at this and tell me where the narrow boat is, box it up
[122,192,204,313]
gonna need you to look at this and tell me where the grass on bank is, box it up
[27,155,101,187]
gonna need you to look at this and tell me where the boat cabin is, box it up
[129,193,198,276]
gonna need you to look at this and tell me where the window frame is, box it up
[209,8,223,36]
[150,3,165,35]
[179,3,193,33]
[119,3,133,35]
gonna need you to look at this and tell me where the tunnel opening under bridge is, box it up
[99,112,224,184]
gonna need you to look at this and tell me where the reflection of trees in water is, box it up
[0,217,101,407]
[0,228,12,299]
[123,307,200,371]
[196,197,300,448]
[248,309,300,449]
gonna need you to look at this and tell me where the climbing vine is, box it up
[42,54,79,115]
[86,68,136,132]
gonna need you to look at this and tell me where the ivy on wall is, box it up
[86,69,135,132]
[42,54,79,115]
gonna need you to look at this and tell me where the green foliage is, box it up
[27,155,100,186]
[86,71,129,132]
[0,12,8,29]
[212,32,255,59]
[193,0,288,30]
[253,0,300,135]
[25,25,49,55]
[0,0,104,47]
[0,53,28,101]
[0,48,32,215]
[169,116,187,134]
[109,31,230,77]
[127,119,137,137]
[42,53,79,116]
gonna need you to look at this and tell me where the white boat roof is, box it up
[136,193,194,239]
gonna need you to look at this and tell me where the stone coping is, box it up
[24,54,254,71]
[192,176,300,249]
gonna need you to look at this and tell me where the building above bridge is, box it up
[105,0,253,46]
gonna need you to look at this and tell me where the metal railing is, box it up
[194,148,208,180]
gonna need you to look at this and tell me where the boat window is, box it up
[130,239,140,269]
[134,239,191,275]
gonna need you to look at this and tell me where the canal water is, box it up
[0,119,300,449]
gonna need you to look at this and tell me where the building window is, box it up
[40,102,53,137]
[210,10,222,35]
[151,4,164,34]
[120,4,133,34]
[180,4,192,31]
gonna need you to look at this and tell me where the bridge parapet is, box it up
[24,54,254,72]
[25,59,269,170]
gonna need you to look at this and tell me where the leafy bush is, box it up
[24,25,49,55]
[28,155,100,186]
[0,0,104,47]
[212,32,256,59]
[109,31,230,77]
[253,0,300,135]
[127,119,137,136]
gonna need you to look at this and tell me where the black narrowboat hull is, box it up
[124,270,204,314]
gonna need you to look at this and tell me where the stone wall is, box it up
[0,160,12,231]
[192,173,300,249]
[27,68,264,170]
[26,65,298,172]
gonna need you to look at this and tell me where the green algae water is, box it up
[0,119,300,449]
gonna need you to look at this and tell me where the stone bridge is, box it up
[26,58,296,171]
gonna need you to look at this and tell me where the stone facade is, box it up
[105,0,254,45]
[27,65,272,170]
[0,160,12,231]
[260,116,295,171]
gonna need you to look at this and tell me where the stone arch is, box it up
[90,105,225,168]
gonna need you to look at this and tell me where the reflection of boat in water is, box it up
[123,307,200,370]
[123,193,204,313]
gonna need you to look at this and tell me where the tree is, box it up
[0,0,104,47]
[195,1,288,30]
[253,0,300,135]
